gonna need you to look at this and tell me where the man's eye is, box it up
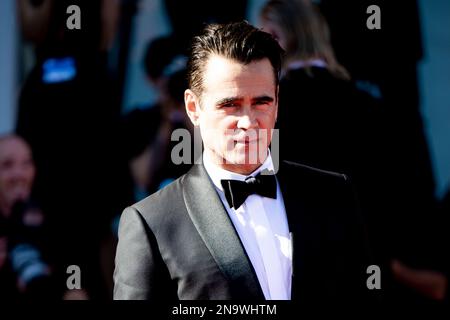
[221,102,238,108]
[255,101,271,106]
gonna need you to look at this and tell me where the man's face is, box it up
[0,137,35,215]
[185,55,278,174]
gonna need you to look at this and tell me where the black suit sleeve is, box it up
[113,206,173,300]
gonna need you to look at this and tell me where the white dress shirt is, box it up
[203,151,292,300]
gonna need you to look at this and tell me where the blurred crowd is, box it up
[0,0,448,302]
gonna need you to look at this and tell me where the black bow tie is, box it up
[220,170,277,209]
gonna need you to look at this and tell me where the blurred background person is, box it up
[318,0,446,302]
[0,134,59,299]
[260,0,375,172]
[318,0,442,298]
[126,67,193,196]
[16,0,131,299]
[0,223,18,300]
[260,0,446,303]
[121,36,192,202]
[0,135,35,221]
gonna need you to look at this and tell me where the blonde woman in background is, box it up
[260,0,349,80]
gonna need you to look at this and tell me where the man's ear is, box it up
[185,89,201,126]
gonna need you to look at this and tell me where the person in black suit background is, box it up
[114,21,373,303]
[259,0,374,172]
[260,0,445,302]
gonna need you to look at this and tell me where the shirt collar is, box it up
[203,150,275,192]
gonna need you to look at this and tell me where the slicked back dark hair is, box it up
[187,21,284,97]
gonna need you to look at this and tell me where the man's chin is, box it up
[221,161,261,175]
[224,152,264,167]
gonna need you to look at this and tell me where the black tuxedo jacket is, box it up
[114,160,373,302]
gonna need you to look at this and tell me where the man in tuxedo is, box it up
[114,21,373,302]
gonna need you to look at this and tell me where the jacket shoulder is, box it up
[281,160,349,182]
[130,174,187,224]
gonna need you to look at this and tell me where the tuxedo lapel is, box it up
[182,164,265,299]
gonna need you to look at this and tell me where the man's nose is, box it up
[237,111,257,130]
